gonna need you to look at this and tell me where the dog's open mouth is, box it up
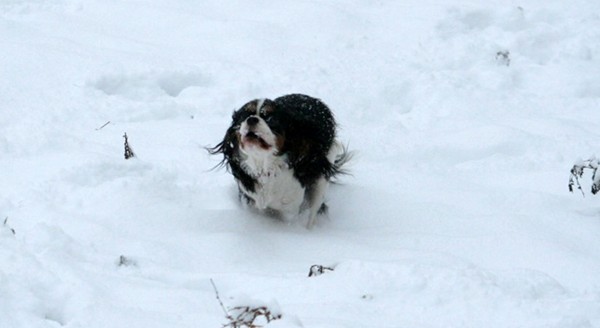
[245,131,261,140]
[243,131,271,149]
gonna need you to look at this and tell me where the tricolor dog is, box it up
[208,94,350,228]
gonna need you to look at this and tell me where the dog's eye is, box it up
[232,111,251,124]
[261,110,275,122]
[264,115,279,125]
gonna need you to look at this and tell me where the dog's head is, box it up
[232,98,286,155]
[208,98,287,167]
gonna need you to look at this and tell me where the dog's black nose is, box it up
[246,116,259,126]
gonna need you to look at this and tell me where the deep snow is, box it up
[2,0,600,327]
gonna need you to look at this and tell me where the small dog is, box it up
[208,94,350,228]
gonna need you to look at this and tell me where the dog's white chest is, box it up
[240,156,305,217]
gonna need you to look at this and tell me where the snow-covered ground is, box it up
[2,0,600,327]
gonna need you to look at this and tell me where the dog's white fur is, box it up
[238,119,343,229]
[238,122,344,227]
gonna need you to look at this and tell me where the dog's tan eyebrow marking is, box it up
[262,101,275,115]
[244,100,258,113]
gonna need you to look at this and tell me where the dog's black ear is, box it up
[206,125,237,169]
[207,123,257,193]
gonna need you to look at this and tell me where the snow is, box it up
[2,0,600,327]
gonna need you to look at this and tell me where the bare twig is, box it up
[228,306,281,327]
[117,255,137,267]
[3,217,15,235]
[569,166,586,197]
[308,264,334,277]
[210,279,231,319]
[496,51,511,66]
[569,158,600,196]
[210,279,282,328]
[96,121,111,130]
[123,132,135,160]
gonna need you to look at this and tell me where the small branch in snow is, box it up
[496,51,511,66]
[95,121,111,130]
[226,306,281,328]
[308,265,334,277]
[210,279,231,319]
[3,217,15,235]
[569,158,600,197]
[123,132,135,160]
[117,255,137,267]
[210,279,282,328]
